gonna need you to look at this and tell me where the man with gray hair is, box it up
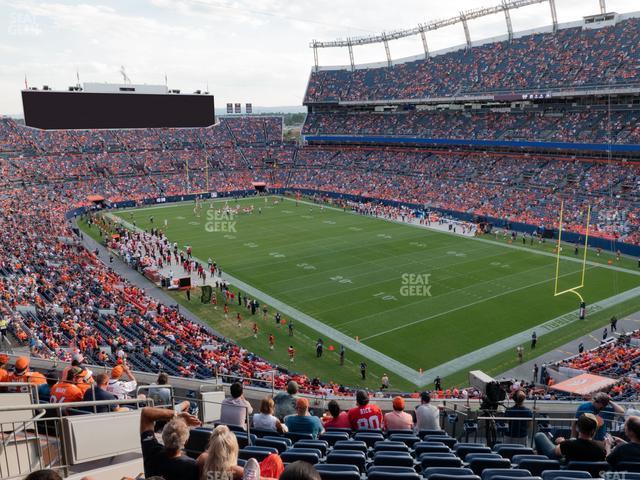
[140,402,201,480]
[274,380,299,420]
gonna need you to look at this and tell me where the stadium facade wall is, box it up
[303,135,640,154]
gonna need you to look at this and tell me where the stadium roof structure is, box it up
[309,0,609,70]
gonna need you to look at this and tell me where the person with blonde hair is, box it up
[197,425,284,480]
[253,396,287,433]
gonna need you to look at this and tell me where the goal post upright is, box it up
[553,201,591,305]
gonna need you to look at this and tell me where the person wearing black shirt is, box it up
[606,416,640,467]
[140,403,201,480]
[534,413,605,461]
[504,391,533,445]
[82,373,116,413]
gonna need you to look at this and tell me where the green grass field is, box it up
[97,196,640,390]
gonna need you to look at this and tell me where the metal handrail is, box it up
[0,398,154,412]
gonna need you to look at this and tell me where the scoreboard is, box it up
[22,86,215,130]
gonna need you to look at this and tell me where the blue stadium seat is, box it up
[613,463,640,473]
[334,440,368,453]
[264,435,292,447]
[483,469,532,480]
[423,467,475,479]
[238,446,277,461]
[251,427,281,438]
[390,433,421,447]
[511,455,548,466]
[320,431,350,446]
[420,430,447,438]
[373,451,415,467]
[280,447,322,465]
[455,446,492,460]
[428,475,481,480]
[465,453,504,463]
[326,450,367,473]
[234,432,257,449]
[367,465,422,480]
[493,444,528,452]
[285,431,315,443]
[421,455,463,469]
[255,437,289,453]
[415,442,452,456]
[541,471,592,480]
[325,428,353,434]
[368,468,421,480]
[490,476,542,480]
[185,427,212,458]
[388,429,416,436]
[516,459,561,476]
[294,439,329,456]
[493,447,534,460]
[355,432,385,448]
[467,458,512,476]
[314,464,360,480]
[566,461,609,478]
[375,440,411,453]
[425,436,457,449]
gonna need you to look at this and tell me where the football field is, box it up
[113,196,640,387]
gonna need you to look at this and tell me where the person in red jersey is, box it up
[269,333,275,350]
[252,323,259,339]
[287,346,295,363]
[348,390,384,431]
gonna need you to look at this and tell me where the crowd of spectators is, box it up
[304,17,640,103]
[302,109,640,145]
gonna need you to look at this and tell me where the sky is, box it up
[0,0,638,114]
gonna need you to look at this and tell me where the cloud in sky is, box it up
[0,0,638,114]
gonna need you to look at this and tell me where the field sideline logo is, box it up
[205,208,236,233]
[400,273,432,297]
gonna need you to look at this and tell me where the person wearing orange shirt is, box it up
[0,354,9,382]
[49,367,84,404]
[7,357,46,386]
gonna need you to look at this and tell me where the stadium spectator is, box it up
[198,424,284,480]
[572,392,625,442]
[220,382,253,431]
[322,399,350,429]
[7,357,46,386]
[140,404,201,480]
[253,396,287,433]
[107,364,138,400]
[415,391,440,431]
[284,398,324,437]
[274,380,299,420]
[82,373,117,413]
[504,390,533,445]
[147,372,172,407]
[384,396,414,431]
[606,416,640,466]
[49,367,84,404]
[348,390,384,431]
[534,413,605,461]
